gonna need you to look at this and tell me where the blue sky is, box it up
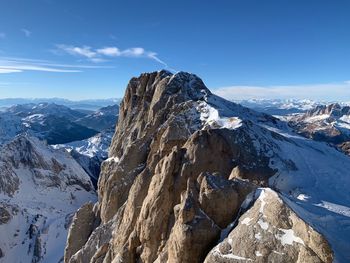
[0,0,350,100]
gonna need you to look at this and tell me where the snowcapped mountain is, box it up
[7,103,86,121]
[55,130,112,159]
[64,71,350,263]
[0,134,96,262]
[0,103,99,145]
[53,129,114,186]
[287,103,350,155]
[75,104,119,132]
[25,115,98,145]
[51,104,119,185]
[0,98,121,111]
[0,102,118,189]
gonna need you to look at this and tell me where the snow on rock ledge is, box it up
[205,188,333,263]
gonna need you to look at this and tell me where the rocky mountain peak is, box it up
[306,102,350,118]
[289,102,350,147]
[109,70,210,159]
[64,71,338,263]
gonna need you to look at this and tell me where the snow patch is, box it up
[275,228,305,246]
[105,156,120,163]
[198,102,242,130]
[241,217,252,225]
[255,251,263,257]
[212,246,253,261]
[273,250,284,255]
[304,114,330,123]
[296,194,309,201]
[255,232,262,240]
[257,219,269,230]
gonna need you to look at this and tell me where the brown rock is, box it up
[166,179,221,263]
[198,172,239,228]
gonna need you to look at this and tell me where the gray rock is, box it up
[0,207,11,224]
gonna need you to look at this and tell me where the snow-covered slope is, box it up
[197,94,350,262]
[53,130,112,159]
[52,130,114,186]
[0,135,96,262]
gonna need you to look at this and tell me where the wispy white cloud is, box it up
[0,33,6,39]
[0,57,108,74]
[57,45,96,58]
[0,68,22,74]
[56,44,174,70]
[21,28,32,37]
[96,47,120,56]
[213,81,350,101]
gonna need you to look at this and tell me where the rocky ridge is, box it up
[0,134,96,262]
[64,71,350,263]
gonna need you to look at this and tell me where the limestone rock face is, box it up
[166,179,220,263]
[64,203,96,263]
[64,71,334,263]
[98,71,207,223]
[204,189,333,263]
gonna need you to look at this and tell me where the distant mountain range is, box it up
[0,98,121,111]
[0,102,119,186]
[0,102,119,145]
[236,98,350,115]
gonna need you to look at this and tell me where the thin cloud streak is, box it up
[0,65,80,73]
[213,81,350,101]
[1,57,111,69]
[0,57,110,74]
[0,69,22,74]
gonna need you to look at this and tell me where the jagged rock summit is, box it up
[64,71,350,263]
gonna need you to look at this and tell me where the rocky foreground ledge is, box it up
[64,71,336,263]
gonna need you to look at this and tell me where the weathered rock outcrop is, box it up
[64,203,96,263]
[64,71,334,263]
[205,189,333,263]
